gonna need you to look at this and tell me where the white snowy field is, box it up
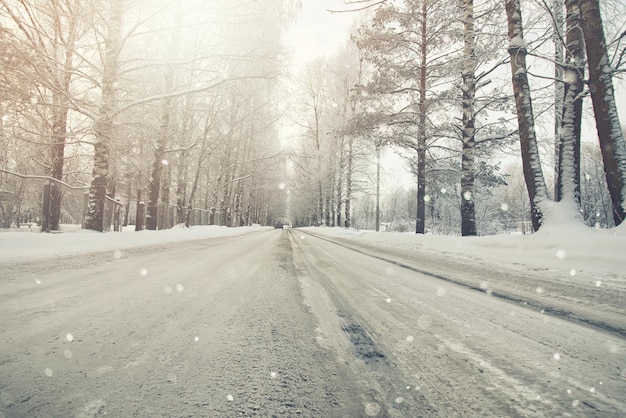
[2,218,624,281]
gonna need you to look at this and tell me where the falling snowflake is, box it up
[563,69,578,84]
[364,402,381,416]
[417,315,432,329]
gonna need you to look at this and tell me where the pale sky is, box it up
[284,0,355,70]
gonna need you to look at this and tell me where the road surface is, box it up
[0,229,624,417]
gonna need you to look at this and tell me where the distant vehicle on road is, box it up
[275,221,283,229]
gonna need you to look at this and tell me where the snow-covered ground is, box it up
[2,220,624,280]
[0,224,267,263]
[1,221,624,417]
[304,220,626,279]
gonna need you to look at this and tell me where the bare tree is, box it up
[1,0,83,231]
[84,0,123,231]
[556,0,585,207]
[356,0,459,234]
[579,0,626,226]
[460,0,477,236]
[505,0,549,231]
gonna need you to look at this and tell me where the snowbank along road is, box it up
[0,228,624,417]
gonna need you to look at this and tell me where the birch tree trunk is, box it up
[553,0,565,200]
[557,0,584,206]
[505,0,549,231]
[460,0,477,236]
[415,0,428,234]
[336,137,345,227]
[344,136,353,228]
[580,0,626,226]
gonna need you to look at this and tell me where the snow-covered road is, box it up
[0,228,624,417]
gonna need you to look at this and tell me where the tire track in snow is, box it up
[299,230,626,340]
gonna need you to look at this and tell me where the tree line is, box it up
[287,0,626,235]
[0,0,298,231]
[2,0,625,236]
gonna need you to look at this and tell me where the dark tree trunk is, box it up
[146,15,180,230]
[580,0,626,226]
[135,189,144,232]
[84,0,122,232]
[48,6,77,232]
[85,128,112,232]
[176,150,188,225]
[146,91,172,230]
[505,0,549,231]
[186,120,211,227]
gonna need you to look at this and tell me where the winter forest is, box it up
[1,0,625,236]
